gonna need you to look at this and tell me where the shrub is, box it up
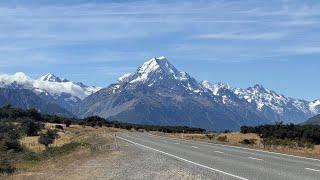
[239,138,257,145]
[65,120,72,127]
[21,120,43,136]
[55,125,64,130]
[217,135,228,142]
[44,142,80,157]
[223,129,231,133]
[38,129,59,148]
[205,134,215,140]
[4,138,23,152]
[0,158,15,174]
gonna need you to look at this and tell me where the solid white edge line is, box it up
[147,133,320,162]
[305,168,320,172]
[117,136,248,180]
[191,146,199,149]
[248,157,263,161]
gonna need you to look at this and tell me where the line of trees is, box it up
[241,122,320,145]
[0,105,206,133]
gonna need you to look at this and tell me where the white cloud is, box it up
[194,32,287,40]
[280,46,320,54]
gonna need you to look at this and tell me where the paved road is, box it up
[117,132,320,180]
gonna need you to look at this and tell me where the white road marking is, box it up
[248,157,263,161]
[305,168,320,172]
[191,146,199,149]
[118,136,248,180]
[214,150,225,154]
[174,142,180,145]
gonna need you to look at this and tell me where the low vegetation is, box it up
[0,105,205,176]
[240,122,320,147]
[217,135,228,142]
[154,122,320,159]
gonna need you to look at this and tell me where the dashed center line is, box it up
[118,136,248,180]
[214,150,225,154]
[305,168,320,172]
[248,157,263,161]
[191,146,199,149]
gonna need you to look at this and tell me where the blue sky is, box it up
[0,0,319,100]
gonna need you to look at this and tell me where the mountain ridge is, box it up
[77,56,298,130]
[0,56,318,130]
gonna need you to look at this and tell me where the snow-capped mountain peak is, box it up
[0,72,101,111]
[201,81,231,95]
[110,56,203,95]
[39,73,68,82]
[309,99,320,113]
[129,56,189,84]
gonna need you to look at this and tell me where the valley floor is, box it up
[6,135,220,180]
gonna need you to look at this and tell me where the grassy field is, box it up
[2,123,122,179]
[152,132,320,159]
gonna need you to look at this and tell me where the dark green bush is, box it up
[241,123,320,145]
[0,158,15,174]
[4,138,23,152]
[21,119,43,136]
[38,129,59,148]
[239,138,257,145]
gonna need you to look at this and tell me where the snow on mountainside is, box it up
[39,73,69,82]
[201,81,319,123]
[78,56,270,131]
[309,99,320,114]
[0,72,100,99]
[114,56,203,94]
[0,72,101,111]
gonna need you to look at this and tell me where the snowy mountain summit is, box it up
[39,73,69,82]
[0,72,101,111]
[1,56,318,130]
[129,56,188,83]
[201,81,319,123]
[116,56,202,94]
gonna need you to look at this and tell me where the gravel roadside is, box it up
[9,141,236,180]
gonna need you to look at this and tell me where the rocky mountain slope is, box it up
[1,57,318,130]
[77,56,270,130]
[302,114,320,125]
[202,81,317,123]
[0,88,72,116]
[0,72,101,112]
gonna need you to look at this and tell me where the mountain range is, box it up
[0,56,319,130]
[0,72,101,116]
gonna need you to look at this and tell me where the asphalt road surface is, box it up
[117,132,320,180]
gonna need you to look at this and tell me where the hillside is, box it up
[302,114,320,125]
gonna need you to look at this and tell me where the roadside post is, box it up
[114,132,119,150]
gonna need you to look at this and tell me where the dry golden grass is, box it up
[3,123,123,179]
[219,132,261,146]
[20,123,121,153]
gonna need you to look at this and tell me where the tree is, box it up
[27,108,41,121]
[65,120,72,127]
[38,129,59,148]
[21,119,43,136]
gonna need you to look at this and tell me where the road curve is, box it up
[117,132,320,180]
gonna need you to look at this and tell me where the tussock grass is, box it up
[2,123,119,179]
